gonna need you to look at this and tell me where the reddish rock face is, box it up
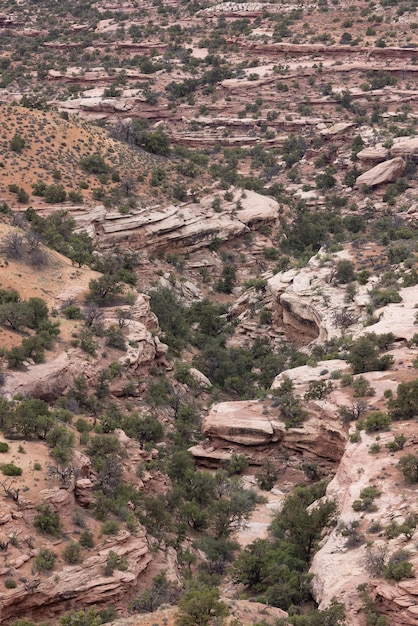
[0,531,152,623]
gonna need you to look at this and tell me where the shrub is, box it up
[352,376,375,398]
[79,153,109,175]
[364,411,391,433]
[44,184,67,204]
[79,530,94,548]
[281,134,306,167]
[369,288,402,308]
[4,577,16,588]
[256,458,278,490]
[33,504,63,537]
[62,305,83,320]
[103,550,127,576]
[63,541,82,564]
[364,545,387,576]
[10,134,25,153]
[1,463,22,476]
[386,434,407,452]
[34,548,57,572]
[335,260,356,284]
[0,442,9,453]
[176,584,228,626]
[122,414,164,445]
[384,550,414,581]
[129,571,181,613]
[389,379,418,421]
[226,453,249,476]
[105,326,126,351]
[316,171,336,189]
[352,485,381,512]
[75,418,91,434]
[304,380,334,400]
[78,330,98,356]
[398,453,418,483]
[68,191,83,203]
[101,520,119,535]
[87,275,123,305]
[347,334,394,374]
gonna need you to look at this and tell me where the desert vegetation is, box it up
[1,0,418,625]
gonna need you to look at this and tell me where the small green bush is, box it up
[1,463,22,476]
[335,259,356,284]
[34,548,57,572]
[255,459,278,490]
[352,376,375,398]
[33,504,63,537]
[364,411,391,433]
[75,418,91,434]
[4,577,16,588]
[352,485,381,512]
[226,453,249,476]
[101,520,119,535]
[79,530,95,548]
[384,550,414,581]
[398,453,418,483]
[63,541,82,564]
[103,550,128,576]
[62,305,83,320]
[386,434,407,452]
[0,442,9,453]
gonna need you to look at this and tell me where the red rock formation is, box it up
[0,531,152,623]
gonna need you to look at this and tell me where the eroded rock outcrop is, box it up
[355,157,406,188]
[310,414,418,625]
[0,530,152,623]
[1,353,76,402]
[190,397,347,470]
[391,136,418,160]
[267,249,364,344]
[70,189,279,253]
[357,145,389,163]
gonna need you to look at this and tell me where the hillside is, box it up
[0,104,188,208]
[1,0,418,626]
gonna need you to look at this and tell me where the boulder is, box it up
[72,450,92,479]
[9,553,32,569]
[0,512,11,525]
[320,122,354,137]
[356,145,389,163]
[391,136,418,160]
[189,367,212,389]
[74,479,94,507]
[355,157,406,188]
[120,320,162,369]
[202,401,283,446]
[280,292,321,341]
[2,353,75,402]
[39,488,74,511]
